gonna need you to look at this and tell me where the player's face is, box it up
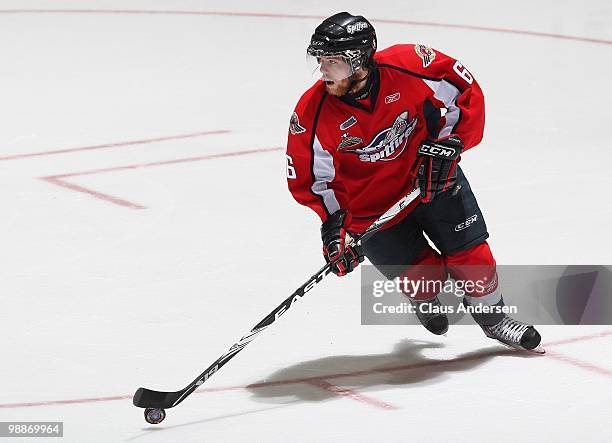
[318,56,353,81]
[315,56,354,96]
[307,54,355,95]
[306,54,367,97]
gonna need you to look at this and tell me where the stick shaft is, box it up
[134,187,420,409]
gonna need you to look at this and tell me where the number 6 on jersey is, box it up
[286,154,297,179]
[453,61,474,84]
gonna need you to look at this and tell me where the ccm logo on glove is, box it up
[418,143,459,159]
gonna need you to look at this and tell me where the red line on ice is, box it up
[0,130,229,161]
[544,350,612,377]
[40,146,283,208]
[0,395,133,409]
[1,330,609,410]
[41,176,147,210]
[305,379,398,410]
[0,9,609,46]
[47,147,284,179]
[541,330,612,347]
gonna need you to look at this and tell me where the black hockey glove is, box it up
[321,210,364,277]
[412,135,463,203]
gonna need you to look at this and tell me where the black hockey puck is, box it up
[144,408,166,424]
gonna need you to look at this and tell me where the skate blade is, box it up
[488,337,546,354]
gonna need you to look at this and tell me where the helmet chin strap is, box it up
[346,68,373,99]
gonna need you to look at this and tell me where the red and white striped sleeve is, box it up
[418,46,485,150]
[379,44,485,150]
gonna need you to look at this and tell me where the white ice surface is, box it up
[1,1,611,442]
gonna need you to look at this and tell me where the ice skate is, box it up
[409,296,449,336]
[481,315,544,354]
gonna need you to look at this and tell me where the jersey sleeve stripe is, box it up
[423,78,461,137]
[311,135,340,215]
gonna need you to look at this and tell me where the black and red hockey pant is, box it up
[362,166,504,325]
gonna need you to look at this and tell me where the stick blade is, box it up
[133,387,185,409]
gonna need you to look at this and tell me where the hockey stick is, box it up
[133,186,420,423]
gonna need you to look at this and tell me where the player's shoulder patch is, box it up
[289,112,306,135]
[414,44,436,68]
[375,44,440,74]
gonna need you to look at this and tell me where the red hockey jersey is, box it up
[286,44,485,233]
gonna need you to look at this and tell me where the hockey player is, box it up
[286,12,543,352]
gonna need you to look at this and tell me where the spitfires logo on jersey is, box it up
[289,112,306,135]
[338,111,418,163]
[415,44,436,68]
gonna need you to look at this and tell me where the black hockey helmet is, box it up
[307,12,377,78]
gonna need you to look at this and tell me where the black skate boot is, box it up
[481,314,544,354]
[409,296,449,335]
